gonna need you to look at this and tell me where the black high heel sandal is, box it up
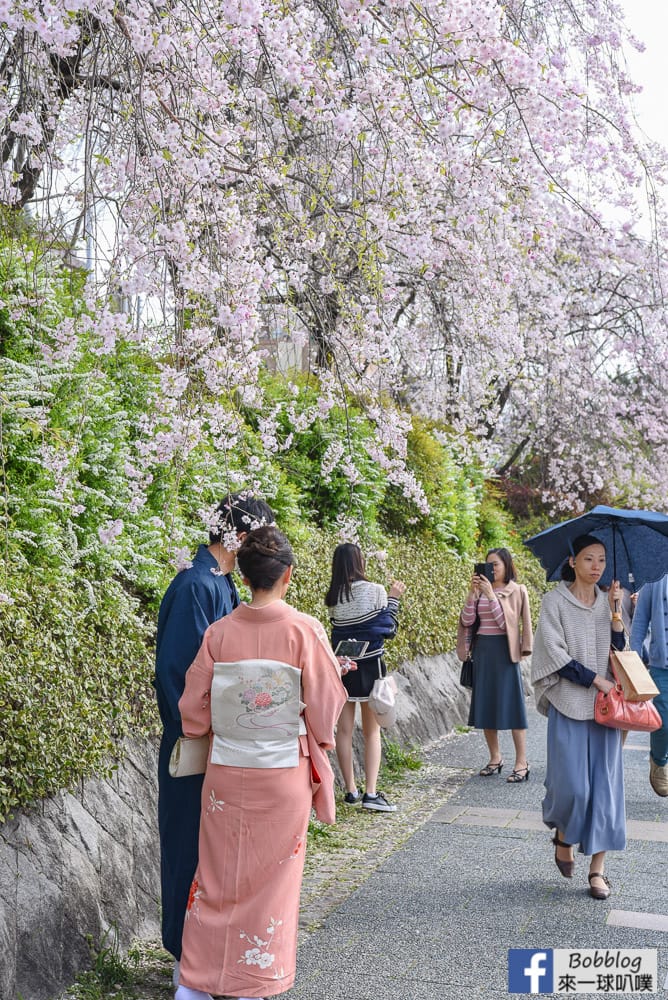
[479,759,504,776]
[552,834,575,878]
[506,763,530,783]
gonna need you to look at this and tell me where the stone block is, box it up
[78,776,130,852]
[132,812,160,898]
[0,875,17,1000]
[15,853,63,1000]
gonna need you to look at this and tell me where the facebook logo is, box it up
[508,949,554,993]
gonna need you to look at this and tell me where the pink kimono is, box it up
[177,600,347,998]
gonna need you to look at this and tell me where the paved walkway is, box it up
[285,706,668,999]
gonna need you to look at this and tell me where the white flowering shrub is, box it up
[0,226,519,817]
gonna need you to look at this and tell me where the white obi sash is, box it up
[210,658,305,769]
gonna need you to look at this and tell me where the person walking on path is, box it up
[531,533,626,900]
[325,543,406,813]
[630,575,668,797]
[457,548,533,782]
[155,491,275,976]
[175,526,347,1000]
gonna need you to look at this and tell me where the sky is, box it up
[618,0,668,151]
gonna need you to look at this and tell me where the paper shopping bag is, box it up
[610,650,660,703]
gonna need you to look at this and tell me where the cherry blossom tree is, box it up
[1,0,667,535]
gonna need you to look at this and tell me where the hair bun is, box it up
[254,541,280,557]
[237,525,294,590]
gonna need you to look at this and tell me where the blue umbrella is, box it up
[523,505,668,590]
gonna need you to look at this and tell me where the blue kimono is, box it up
[155,544,239,960]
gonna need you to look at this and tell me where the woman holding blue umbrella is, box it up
[531,534,626,900]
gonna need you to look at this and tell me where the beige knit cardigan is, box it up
[531,581,613,720]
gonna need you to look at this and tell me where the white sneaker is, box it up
[174,985,214,1000]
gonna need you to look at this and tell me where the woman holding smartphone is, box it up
[325,543,406,812]
[458,548,533,781]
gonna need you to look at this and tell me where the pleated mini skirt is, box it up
[342,655,386,702]
[468,634,528,730]
[542,704,626,855]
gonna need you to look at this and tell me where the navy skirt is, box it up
[343,654,386,701]
[543,705,626,855]
[468,634,527,730]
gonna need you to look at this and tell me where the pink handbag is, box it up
[594,659,662,733]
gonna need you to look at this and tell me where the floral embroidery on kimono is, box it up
[206,790,225,814]
[279,833,305,864]
[237,668,296,724]
[186,878,202,924]
[238,918,282,969]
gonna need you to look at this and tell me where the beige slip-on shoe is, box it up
[650,758,668,797]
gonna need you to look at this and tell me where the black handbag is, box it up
[459,607,479,689]
[459,656,473,689]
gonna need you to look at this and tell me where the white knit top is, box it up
[531,581,614,720]
[329,580,387,623]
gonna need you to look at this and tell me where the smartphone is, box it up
[334,639,369,658]
[474,562,495,583]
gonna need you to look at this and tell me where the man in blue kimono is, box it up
[155,491,275,975]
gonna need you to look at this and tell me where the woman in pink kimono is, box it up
[175,526,347,1000]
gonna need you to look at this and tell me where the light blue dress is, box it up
[543,705,626,854]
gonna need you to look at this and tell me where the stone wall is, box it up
[0,651,532,1000]
[0,740,161,1000]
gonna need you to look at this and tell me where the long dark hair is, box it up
[324,543,368,607]
[486,547,517,584]
[237,526,293,591]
